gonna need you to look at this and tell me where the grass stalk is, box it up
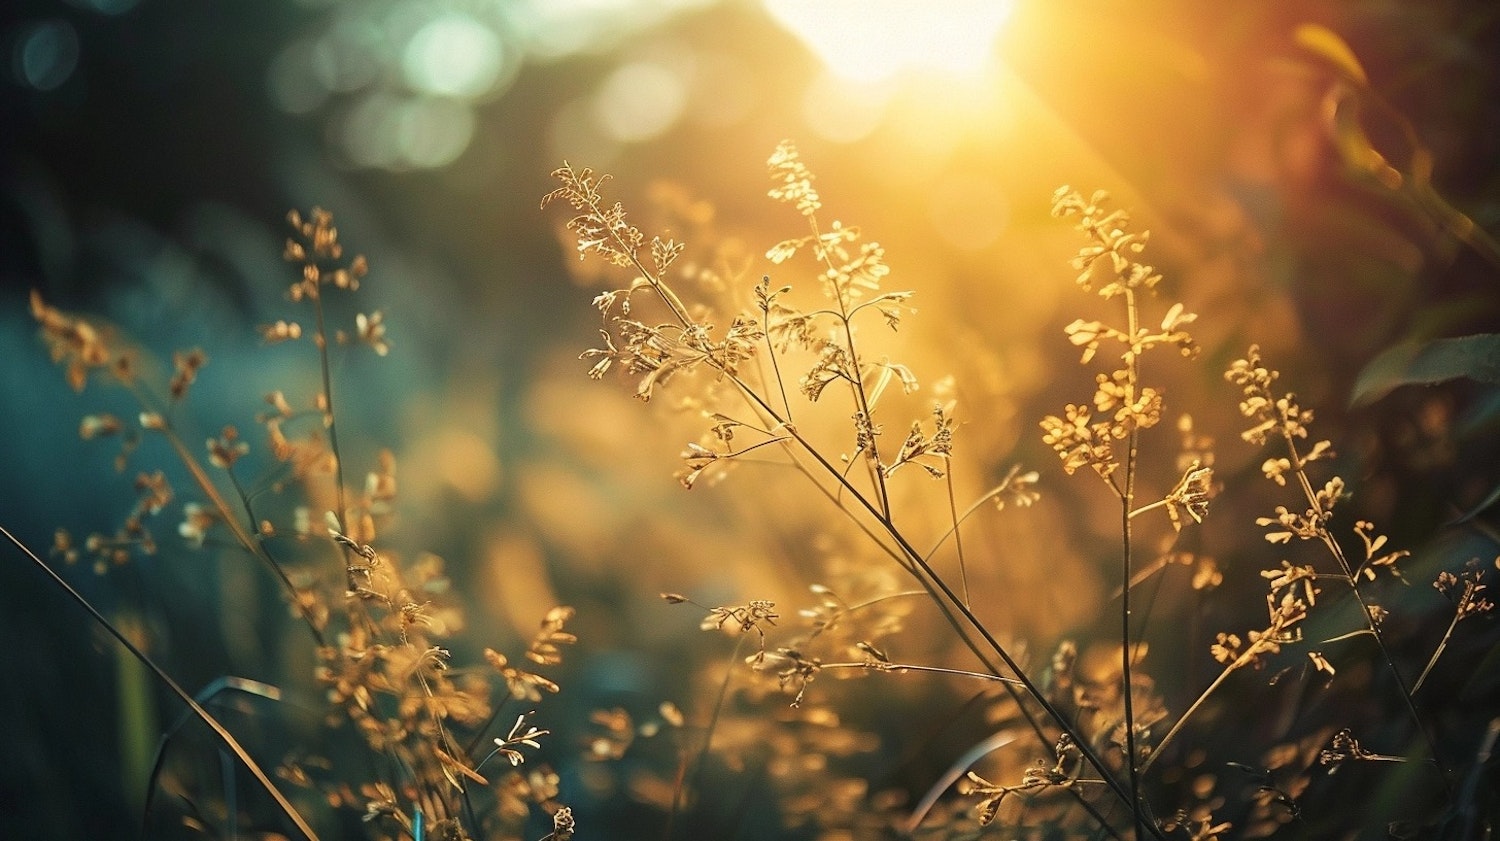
[2,524,319,840]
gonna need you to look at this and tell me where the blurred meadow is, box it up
[3,0,1499,838]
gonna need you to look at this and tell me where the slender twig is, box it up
[748,353,1154,836]
[756,280,795,422]
[1142,609,1296,775]
[843,590,927,613]
[1128,499,1168,520]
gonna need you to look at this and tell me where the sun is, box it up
[761,0,1017,83]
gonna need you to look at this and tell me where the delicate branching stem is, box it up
[587,176,1163,839]
[2,525,319,840]
[224,466,259,532]
[708,365,1157,833]
[804,215,893,520]
[757,292,795,423]
[1144,592,1309,776]
[760,400,1157,834]
[844,590,927,613]
[142,392,325,646]
[1281,430,1442,772]
[786,452,910,570]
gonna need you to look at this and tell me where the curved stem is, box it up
[1118,289,1142,825]
[1128,499,1168,520]
[3,525,319,840]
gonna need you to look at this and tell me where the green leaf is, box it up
[1351,334,1500,406]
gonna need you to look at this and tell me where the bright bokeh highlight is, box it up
[594,60,689,142]
[762,0,1015,82]
[402,12,505,98]
[12,19,78,91]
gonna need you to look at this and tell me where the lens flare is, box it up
[762,0,1015,82]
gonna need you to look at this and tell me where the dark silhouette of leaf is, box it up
[1351,334,1500,406]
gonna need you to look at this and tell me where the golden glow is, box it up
[762,0,1015,82]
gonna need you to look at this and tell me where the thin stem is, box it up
[143,394,325,647]
[1282,430,1443,774]
[1412,610,1463,693]
[1112,546,1182,599]
[1143,606,1300,776]
[785,413,1155,832]
[816,661,1023,684]
[1128,499,1168,520]
[2,524,319,840]
[843,590,928,613]
[1358,752,1413,764]
[462,697,517,759]
[309,289,352,588]
[1318,628,1378,645]
[413,662,474,834]
[665,634,747,841]
[1118,288,1143,826]
[787,453,910,571]
[1140,662,1238,776]
[757,292,795,423]
[943,457,970,607]
[225,465,259,530]
[924,478,1031,562]
[804,214,892,520]
[723,373,1159,836]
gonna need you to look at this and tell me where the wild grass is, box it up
[540,142,1500,841]
[17,210,576,841]
[6,144,1497,841]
